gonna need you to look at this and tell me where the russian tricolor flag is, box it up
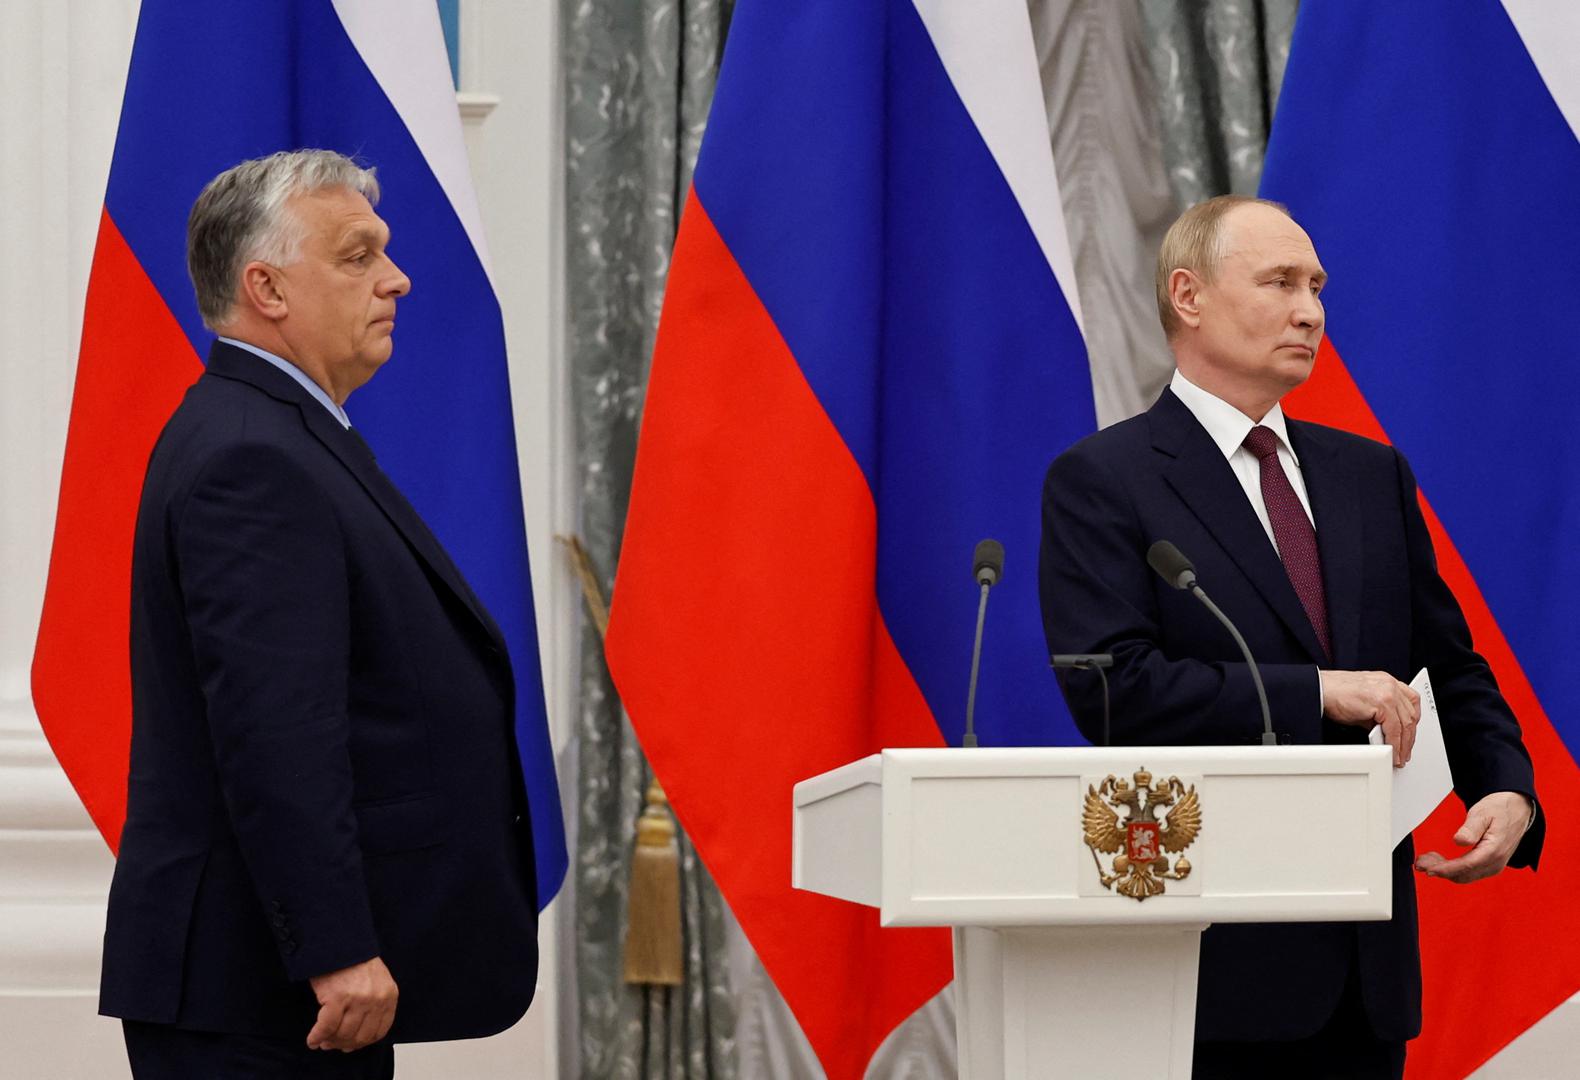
[606,1,1094,1074]
[31,0,567,903]
[1266,2,1580,1075]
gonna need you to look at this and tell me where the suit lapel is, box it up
[204,343,510,661]
[1287,421,1364,670]
[1150,389,1328,664]
[308,409,511,658]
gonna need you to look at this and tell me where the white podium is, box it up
[792,746,1393,1079]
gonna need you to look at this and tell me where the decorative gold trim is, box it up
[1082,768,1201,901]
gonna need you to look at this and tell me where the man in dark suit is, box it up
[1039,195,1542,1079]
[99,150,539,1078]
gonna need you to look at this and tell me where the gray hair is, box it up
[187,149,381,329]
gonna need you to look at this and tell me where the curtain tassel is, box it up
[623,779,684,986]
[554,534,684,985]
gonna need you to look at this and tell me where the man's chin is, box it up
[348,347,394,391]
[1274,350,1318,385]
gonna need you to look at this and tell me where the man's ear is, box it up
[1169,268,1204,331]
[237,261,288,322]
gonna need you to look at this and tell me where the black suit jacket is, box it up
[1039,388,1542,1043]
[100,342,538,1042]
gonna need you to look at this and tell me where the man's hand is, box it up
[306,956,398,1052]
[1319,670,1420,767]
[1415,792,1533,884]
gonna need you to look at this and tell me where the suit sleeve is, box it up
[1395,449,1544,868]
[1039,444,1323,747]
[176,441,381,979]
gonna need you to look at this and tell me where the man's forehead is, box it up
[335,215,389,243]
[294,188,386,235]
[1221,206,1321,268]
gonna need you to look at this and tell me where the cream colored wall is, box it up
[1,3,140,1075]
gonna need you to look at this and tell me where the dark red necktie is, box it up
[1243,425,1331,659]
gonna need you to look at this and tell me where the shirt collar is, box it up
[1169,369,1298,465]
[217,336,352,429]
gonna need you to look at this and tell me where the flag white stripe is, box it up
[909,0,1085,334]
[1501,1,1580,148]
[330,0,496,283]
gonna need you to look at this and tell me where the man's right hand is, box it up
[1320,669,1420,767]
[306,956,398,1052]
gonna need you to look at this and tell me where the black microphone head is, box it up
[972,538,1005,586]
[1146,540,1197,590]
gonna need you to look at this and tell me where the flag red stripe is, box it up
[1287,340,1580,1078]
[606,191,954,1079]
[32,209,202,851]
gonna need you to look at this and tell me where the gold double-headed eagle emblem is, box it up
[1082,768,1202,901]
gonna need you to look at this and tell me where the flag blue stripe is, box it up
[105,0,566,900]
[695,0,1096,747]
[1262,0,1580,757]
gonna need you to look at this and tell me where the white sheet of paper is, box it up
[1369,668,1454,845]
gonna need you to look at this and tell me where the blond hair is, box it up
[1155,195,1292,338]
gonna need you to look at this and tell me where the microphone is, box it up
[1051,654,1114,746]
[1145,540,1196,591]
[1051,653,1113,668]
[963,539,1004,748]
[973,539,1004,586]
[1146,540,1277,746]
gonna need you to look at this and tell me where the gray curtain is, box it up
[563,2,738,1078]
[1033,0,1179,428]
[1138,0,1300,207]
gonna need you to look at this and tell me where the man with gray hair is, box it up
[99,150,539,1078]
[1039,195,1541,1077]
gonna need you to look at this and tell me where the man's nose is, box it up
[383,258,412,298]
[1292,290,1322,328]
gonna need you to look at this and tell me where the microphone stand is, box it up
[963,538,1004,748]
[963,581,991,748]
[1052,654,1113,746]
[1187,584,1277,746]
[1146,539,1277,747]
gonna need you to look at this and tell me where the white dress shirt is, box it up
[1169,369,1314,553]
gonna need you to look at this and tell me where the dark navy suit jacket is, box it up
[100,342,538,1042]
[1039,388,1542,1043]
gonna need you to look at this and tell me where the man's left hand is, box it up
[306,956,398,1052]
[1414,791,1533,884]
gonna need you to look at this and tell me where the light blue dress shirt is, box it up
[218,336,352,429]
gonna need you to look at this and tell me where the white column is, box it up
[0,1,140,1076]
